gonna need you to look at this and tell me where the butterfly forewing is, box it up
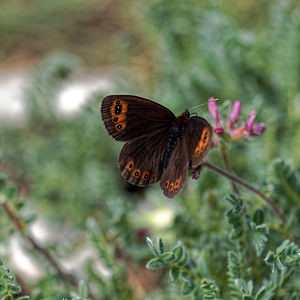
[185,117,212,168]
[118,128,170,187]
[160,137,189,198]
[101,95,175,141]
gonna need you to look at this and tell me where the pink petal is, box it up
[192,165,203,180]
[251,123,266,136]
[229,101,242,129]
[231,126,245,140]
[192,170,200,180]
[213,127,224,135]
[245,110,256,136]
[208,97,220,125]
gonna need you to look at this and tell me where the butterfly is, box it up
[100,95,212,198]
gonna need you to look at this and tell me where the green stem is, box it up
[169,262,203,284]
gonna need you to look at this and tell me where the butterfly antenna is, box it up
[189,98,220,112]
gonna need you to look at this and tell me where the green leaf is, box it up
[160,252,175,262]
[284,254,300,265]
[172,244,184,261]
[3,273,14,281]
[276,240,290,255]
[255,286,273,300]
[253,209,264,225]
[146,257,166,270]
[264,251,275,265]
[250,222,269,256]
[201,279,220,300]
[156,237,164,255]
[1,296,13,300]
[0,284,6,293]
[7,283,21,294]
[169,267,180,282]
[16,297,31,300]
[276,256,286,271]
[181,280,195,295]
[146,237,158,256]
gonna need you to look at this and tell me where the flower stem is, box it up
[220,147,239,194]
[203,161,286,224]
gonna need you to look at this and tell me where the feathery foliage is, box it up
[0,0,300,299]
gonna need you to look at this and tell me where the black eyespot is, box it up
[144,174,149,179]
[117,124,122,129]
[113,117,118,122]
[114,105,122,115]
[135,172,139,176]
[129,164,133,168]
[116,100,121,104]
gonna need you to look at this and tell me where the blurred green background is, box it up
[0,0,300,299]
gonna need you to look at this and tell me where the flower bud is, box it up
[229,101,242,129]
[245,110,256,136]
[251,123,266,136]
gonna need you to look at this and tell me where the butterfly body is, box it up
[162,110,189,169]
[101,95,212,198]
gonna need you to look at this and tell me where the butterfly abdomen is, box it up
[162,125,183,169]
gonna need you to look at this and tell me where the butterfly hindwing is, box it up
[160,137,189,198]
[185,116,212,168]
[118,128,170,186]
[101,95,175,141]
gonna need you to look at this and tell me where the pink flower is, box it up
[228,101,242,129]
[208,97,224,135]
[214,127,224,134]
[251,123,266,136]
[192,170,200,180]
[192,165,203,180]
[208,97,220,123]
[245,111,257,136]
[206,98,266,141]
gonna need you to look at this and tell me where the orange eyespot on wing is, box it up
[174,176,182,189]
[142,171,150,180]
[115,122,126,131]
[168,182,174,191]
[164,180,170,189]
[133,169,141,178]
[125,160,134,172]
[194,127,211,158]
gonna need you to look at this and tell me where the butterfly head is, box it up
[177,109,190,122]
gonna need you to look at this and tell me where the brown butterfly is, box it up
[100,95,212,198]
